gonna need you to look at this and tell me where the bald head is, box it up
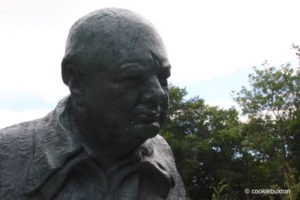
[60,8,171,147]
[62,8,168,86]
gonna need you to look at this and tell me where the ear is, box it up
[63,64,85,107]
[61,57,71,85]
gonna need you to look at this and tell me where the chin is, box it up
[129,121,160,140]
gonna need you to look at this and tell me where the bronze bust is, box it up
[0,8,185,200]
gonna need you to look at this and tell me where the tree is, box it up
[163,61,300,199]
[161,86,243,199]
[233,64,300,199]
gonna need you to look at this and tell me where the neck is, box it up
[80,128,145,169]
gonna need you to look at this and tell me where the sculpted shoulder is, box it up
[0,114,53,199]
[0,120,36,155]
[0,121,34,199]
[0,105,71,166]
[0,111,54,152]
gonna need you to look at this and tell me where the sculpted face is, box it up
[84,47,170,141]
[64,9,170,142]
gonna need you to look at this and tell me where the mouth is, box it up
[131,113,160,125]
[129,109,161,138]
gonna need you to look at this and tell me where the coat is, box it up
[0,97,185,200]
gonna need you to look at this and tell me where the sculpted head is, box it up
[61,8,170,144]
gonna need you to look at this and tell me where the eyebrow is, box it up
[149,52,171,75]
[118,63,147,77]
[117,60,171,80]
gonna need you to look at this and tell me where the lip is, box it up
[131,110,160,125]
[132,114,159,123]
[132,109,158,116]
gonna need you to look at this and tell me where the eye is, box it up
[119,74,141,86]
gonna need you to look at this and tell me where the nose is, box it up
[140,76,166,104]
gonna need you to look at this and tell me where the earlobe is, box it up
[61,58,71,85]
[68,69,85,107]
[69,75,82,95]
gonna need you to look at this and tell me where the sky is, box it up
[1,0,300,128]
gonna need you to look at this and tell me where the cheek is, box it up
[120,90,140,112]
[104,90,139,126]
[100,86,139,114]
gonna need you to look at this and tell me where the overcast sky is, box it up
[1,0,300,128]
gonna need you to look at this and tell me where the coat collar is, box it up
[24,96,83,196]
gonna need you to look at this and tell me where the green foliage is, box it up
[211,179,229,200]
[233,64,300,121]
[161,86,243,199]
[162,61,300,199]
[283,164,300,200]
[233,64,300,199]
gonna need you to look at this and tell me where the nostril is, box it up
[141,91,165,104]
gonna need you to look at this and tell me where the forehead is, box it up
[116,48,169,67]
[94,32,170,74]
[69,10,170,73]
